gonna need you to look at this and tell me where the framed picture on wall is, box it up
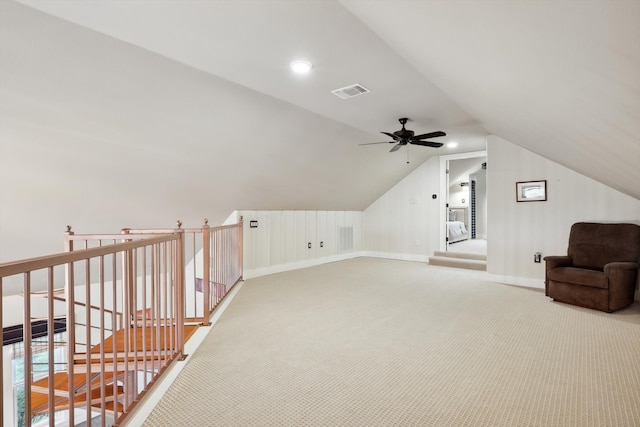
[516,180,547,202]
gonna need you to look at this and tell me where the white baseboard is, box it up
[243,252,364,279]
[249,255,588,296]
[486,274,544,290]
[361,251,428,263]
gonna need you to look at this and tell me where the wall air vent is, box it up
[331,84,370,100]
[338,226,354,253]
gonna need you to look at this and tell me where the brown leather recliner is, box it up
[544,222,640,312]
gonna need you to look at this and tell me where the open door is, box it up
[441,153,487,255]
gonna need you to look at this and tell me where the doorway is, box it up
[440,152,487,255]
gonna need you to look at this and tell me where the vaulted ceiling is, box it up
[1,0,638,261]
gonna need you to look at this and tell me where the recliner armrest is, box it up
[543,255,572,296]
[604,262,639,312]
[604,262,639,274]
[543,255,571,270]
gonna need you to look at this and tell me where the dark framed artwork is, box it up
[516,180,547,202]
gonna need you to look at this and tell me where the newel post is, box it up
[201,219,211,326]
[120,228,134,327]
[119,227,135,410]
[239,216,244,280]
[174,220,187,360]
[63,225,77,425]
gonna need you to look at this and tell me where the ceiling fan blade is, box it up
[381,131,400,141]
[359,141,393,146]
[412,131,446,140]
[389,143,402,152]
[410,140,444,148]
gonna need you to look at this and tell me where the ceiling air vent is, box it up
[331,83,370,100]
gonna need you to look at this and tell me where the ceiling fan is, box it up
[361,118,446,152]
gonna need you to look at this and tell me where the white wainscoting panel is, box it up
[240,210,363,278]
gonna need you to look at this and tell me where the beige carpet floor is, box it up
[447,238,487,255]
[142,257,640,427]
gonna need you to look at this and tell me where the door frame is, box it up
[439,150,487,252]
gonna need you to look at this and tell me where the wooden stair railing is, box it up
[2,230,186,426]
[124,219,244,326]
[2,219,243,426]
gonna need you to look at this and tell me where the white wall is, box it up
[2,294,66,329]
[363,156,441,261]
[239,210,363,278]
[487,135,640,288]
[448,189,468,209]
[362,136,640,294]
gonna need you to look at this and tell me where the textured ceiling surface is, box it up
[1,0,638,261]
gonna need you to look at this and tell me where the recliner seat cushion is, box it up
[548,267,608,289]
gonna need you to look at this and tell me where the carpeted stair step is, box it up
[433,251,486,261]
[428,255,486,271]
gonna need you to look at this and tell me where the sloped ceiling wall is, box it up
[0,1,430,260]
[342,0,640,200]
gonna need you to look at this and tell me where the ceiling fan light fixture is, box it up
[360,118,445,151]
[290,60,313,74]
[447,141,459,148]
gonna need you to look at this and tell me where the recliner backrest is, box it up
[568,222,640,270]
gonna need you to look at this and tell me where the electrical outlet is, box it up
[415,239,421,247]
[534,252,542,263]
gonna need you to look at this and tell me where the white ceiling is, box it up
[1,0,638,261]
[10,0,486,143]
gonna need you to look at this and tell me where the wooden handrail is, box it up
[25,291,122,323]
[49,296,121,321]
[0,233,179,278]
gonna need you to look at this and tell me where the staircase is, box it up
[29,323,200,424]
[428,250,486,271]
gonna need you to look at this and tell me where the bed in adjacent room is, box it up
[447,207,469,244]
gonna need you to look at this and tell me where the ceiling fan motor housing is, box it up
[361,117,445,151]
[394,129,414,139]
[395,117,413,139]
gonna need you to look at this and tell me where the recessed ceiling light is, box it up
[290,60,313,74]
[447,141,459,148]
